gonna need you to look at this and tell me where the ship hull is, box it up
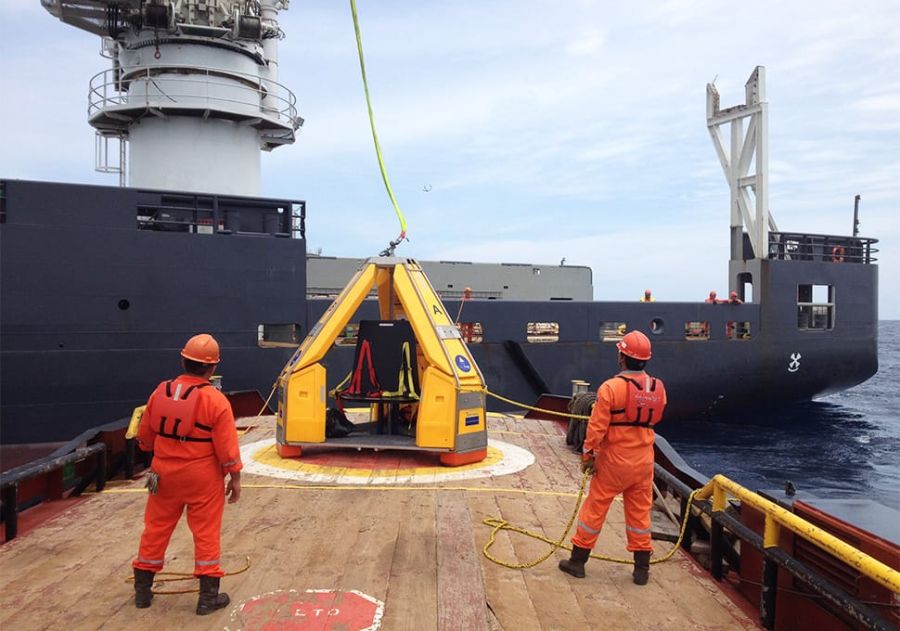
[0,179,878,443]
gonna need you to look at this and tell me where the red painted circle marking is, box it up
[231,589,383,631]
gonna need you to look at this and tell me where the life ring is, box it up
[831,245,846,263]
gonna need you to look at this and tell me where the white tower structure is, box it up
[706,66,778,262]
[42,0,301,196]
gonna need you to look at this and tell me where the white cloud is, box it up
[566,30,606,56]
[2,0,898,318]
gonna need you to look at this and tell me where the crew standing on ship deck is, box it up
[559,330,667,585]
[640,289,655,302]
[132,333,243,615]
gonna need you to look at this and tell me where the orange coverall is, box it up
[572,370,667,552]
[133,374,242,577]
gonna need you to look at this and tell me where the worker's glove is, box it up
[580,453,596,475]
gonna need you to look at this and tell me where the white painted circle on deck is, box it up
[240,438,534,485]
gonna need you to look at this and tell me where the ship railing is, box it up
[654,466,898,631]
[135,193,305,239]
[87,65,302,132]
[768,231,879,264]
[0,443,107,542]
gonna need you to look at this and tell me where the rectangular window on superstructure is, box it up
[599,322,627,342]
[797,284,834,330]
[458,322,484,344]
[684,321,710,340]
[334,322,360,346]
[726,321,751,340]
[257,323,302,348]
[526,322,559,343]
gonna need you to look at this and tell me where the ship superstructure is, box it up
[42,0,301,195]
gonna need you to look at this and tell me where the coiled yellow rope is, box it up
[482,474,700,569]
[126,556,252,595]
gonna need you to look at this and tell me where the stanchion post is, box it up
[760,557,778,629]
[2,483,18,541]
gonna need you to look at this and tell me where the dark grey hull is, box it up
[0,179,878,443]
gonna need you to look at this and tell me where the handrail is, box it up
[655,465,895,630]
[769,231,879,264]
[87,65,302,130]
[695,474,899,594]
[1,443,107,542]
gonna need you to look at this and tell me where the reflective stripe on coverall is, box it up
[133,374,242,577]
[572,371,667,552]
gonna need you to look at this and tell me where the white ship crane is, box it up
[42,0,302,196]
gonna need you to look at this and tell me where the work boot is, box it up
[632,551,651,585]
[133,568,155,609]
[558,545,591,578]
[196,576,230,615]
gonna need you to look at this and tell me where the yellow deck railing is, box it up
[695,474,900,594]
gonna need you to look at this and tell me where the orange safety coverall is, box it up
[572,370,667,552]
[132,374,242,577]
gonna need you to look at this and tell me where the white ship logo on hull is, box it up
[788,352,802,373]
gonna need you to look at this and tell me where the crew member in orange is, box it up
[705,290,719,303]
[640,289,655,302]
[559,330,667,585]
[727,291,743,304]
[132,333,243,615]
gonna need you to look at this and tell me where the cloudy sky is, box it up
[2,1,898,317]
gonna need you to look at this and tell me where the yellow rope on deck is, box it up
[126,556,252,595]
[483,388,590,420]
[481,473,699,570]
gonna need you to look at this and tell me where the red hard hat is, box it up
[617,330,652,361]
[181,333,220,364]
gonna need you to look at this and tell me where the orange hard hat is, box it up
[181,333,220,364]
[617,330,652,361]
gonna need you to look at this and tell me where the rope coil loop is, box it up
[126,556,252,595]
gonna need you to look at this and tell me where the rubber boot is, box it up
[558,545,591,578]
[632,551,651,585]
[196,576,230,615]
[133,568,154,609]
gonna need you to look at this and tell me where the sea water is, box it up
[659,320,900,510]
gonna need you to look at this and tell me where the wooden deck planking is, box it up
[468,492,543,631]
[436,490,488,631]
[0,416,758,631]
[334,490,406,605]
[0,491,147,630]
[489,495,592,628]
[381,493,439,630]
